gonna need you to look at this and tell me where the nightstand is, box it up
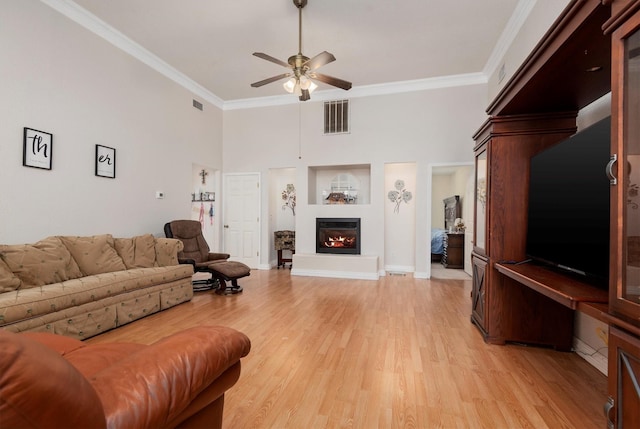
[442,232,464,269]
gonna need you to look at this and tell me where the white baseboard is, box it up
[384,265,415,274]
[573,337,607,376]
[291,268,379,280]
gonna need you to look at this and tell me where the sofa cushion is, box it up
[0,237,83,288]
[0,258,21,293]
[60,235,127,276]
[114,234,157,269]
[154,238,184,267]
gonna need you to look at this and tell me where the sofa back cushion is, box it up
[0,236,83,288]
[154,238,184,267]
[0,258,21,292]
[60,235,127,276]
[113,234,157,269]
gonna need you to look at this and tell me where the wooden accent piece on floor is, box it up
[86,270,607,428]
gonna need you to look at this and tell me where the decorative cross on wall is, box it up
[199,169,208,185]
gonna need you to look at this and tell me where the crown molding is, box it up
[40,0,225,109]
[223,73,488,110]
[42,0,514,112]
[483,0,537,78]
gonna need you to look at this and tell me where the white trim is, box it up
[43,0,526,111]
[385,265,415,274]
[573,337,608,376]
[413,271,430,279]
[482,0,537,78]
[291,268,379,281]
[224,73,487,110]
[40,0,225,109]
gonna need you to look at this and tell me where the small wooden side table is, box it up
[274,230,295,269]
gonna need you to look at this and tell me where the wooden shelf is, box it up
[495,262,608,310]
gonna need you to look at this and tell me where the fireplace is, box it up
[316,218,361,255]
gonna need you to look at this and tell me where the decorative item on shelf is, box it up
[281,184,296,215]
[387,179,412,213]
[454,218,466,233]
[324,190,357,204]
[192,192,215,202]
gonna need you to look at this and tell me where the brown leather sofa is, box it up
[0,325,251,428]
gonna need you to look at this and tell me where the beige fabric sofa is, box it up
[0,234,194,340]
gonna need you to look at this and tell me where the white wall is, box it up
[384,163,416,273]
[0,1,223,243]
[223,86,487,276]
[487,0,571,102]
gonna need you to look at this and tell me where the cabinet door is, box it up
[610,11,640,319]
[608,327,640,428]
[471,254,488,332]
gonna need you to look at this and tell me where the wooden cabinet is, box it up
[470,113,578,348]
[471,254,487,334]
[441,232,464,268]
[606,4,640,427]
[608,327,640,428]
[468,0,640,426]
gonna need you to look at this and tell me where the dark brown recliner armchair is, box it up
[164,220,248,294]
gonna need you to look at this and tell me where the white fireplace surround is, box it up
[291,253,379,280]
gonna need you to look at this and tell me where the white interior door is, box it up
[223,173,260,268]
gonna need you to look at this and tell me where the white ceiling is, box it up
[58,0,525,106]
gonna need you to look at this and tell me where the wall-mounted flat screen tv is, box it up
[526,116,611,288]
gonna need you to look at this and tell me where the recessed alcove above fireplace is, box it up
[307,164,371,205]
[316,218,361,255]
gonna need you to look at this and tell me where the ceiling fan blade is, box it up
[250,73,291,88]
[299,89,310,101]
[252,52,291,68]
[303,51,336,71]
[311,73,352,91]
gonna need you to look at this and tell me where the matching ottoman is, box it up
[210,261,251,295]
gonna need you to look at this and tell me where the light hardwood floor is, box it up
[87,269,607,428]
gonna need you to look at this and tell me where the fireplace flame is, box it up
[323,235,356,248]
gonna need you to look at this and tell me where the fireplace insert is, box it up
[316,218,361,255]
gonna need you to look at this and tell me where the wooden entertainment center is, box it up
[470,1,640,427]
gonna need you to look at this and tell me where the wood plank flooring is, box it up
[86,269,607,428]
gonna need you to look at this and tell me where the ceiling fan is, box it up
[251,0,352,101]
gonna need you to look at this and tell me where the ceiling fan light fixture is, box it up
[283,78,296,93]
[251,0,351,100]
[299,75,318,93]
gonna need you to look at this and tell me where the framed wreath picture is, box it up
[23,127,53,170]
[95,144,116,178]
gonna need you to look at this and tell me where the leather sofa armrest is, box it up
[0,330,107,429]
[90,325,251,429]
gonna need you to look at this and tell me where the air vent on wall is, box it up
[192,99,203,111]
[324,100,349,134]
